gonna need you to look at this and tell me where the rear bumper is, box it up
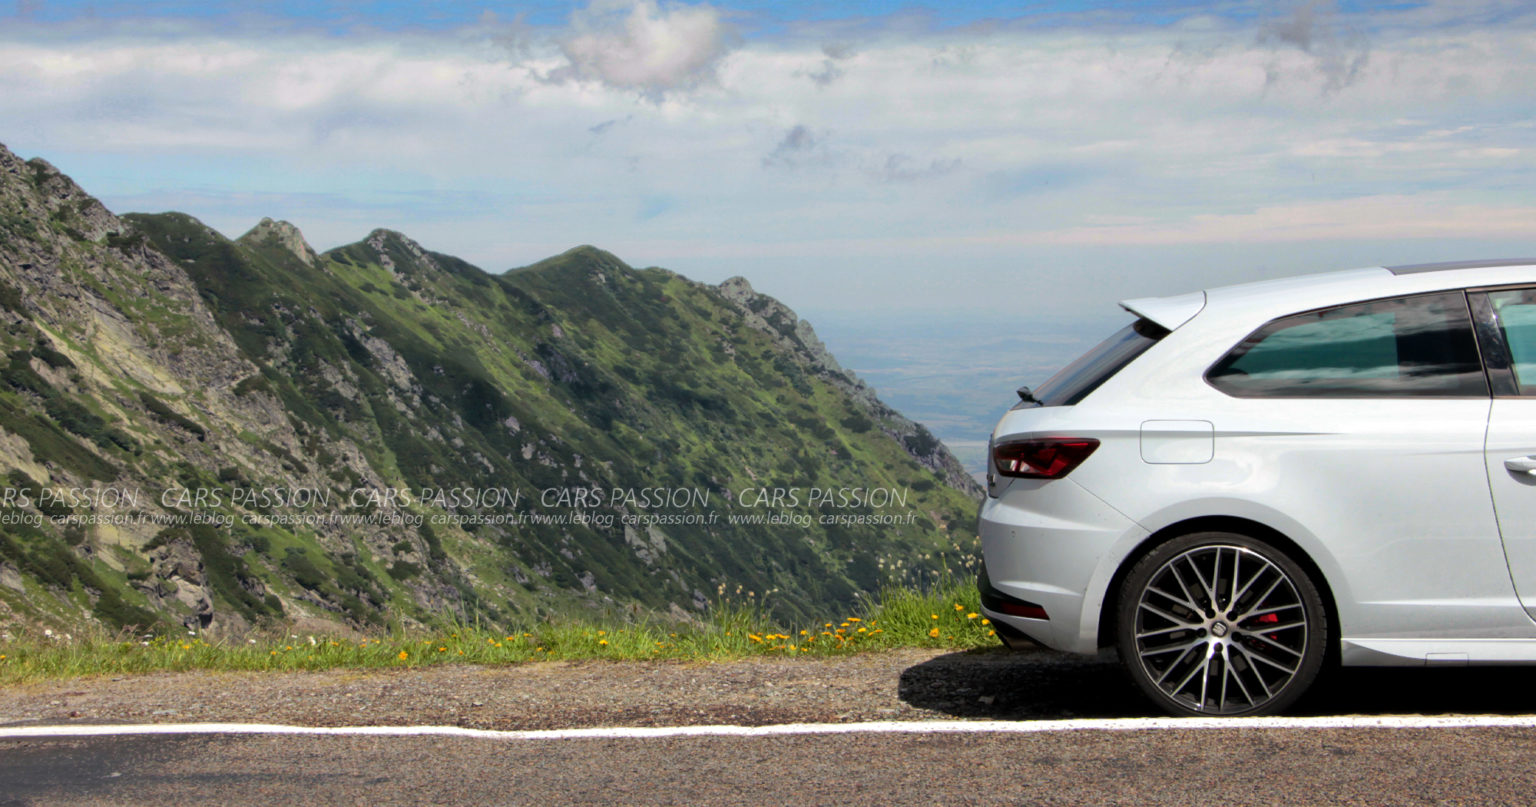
[977,478,1146,654]
[977,565,1043,651]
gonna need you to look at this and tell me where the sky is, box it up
[3,0,1535,324]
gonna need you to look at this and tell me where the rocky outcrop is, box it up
[3,152,124,242]
[238,217,318,267]
[717,276,982,497]
[364,228,440,277]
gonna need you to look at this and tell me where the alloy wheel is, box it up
[1129,543,1312,715]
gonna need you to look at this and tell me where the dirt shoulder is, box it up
[0,647,1123,730]
[10,648,1536,730]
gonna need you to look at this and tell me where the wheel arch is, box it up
[1096,515,1341,662]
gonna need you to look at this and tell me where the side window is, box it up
[1475,287,1536,396]
[1208,291,1487,398]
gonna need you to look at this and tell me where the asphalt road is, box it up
[4,651,1536,805]
[5,725,1535,806]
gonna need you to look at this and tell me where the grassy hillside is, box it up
[0,142,980,637]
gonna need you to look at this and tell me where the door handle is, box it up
[1505,456,1536,474]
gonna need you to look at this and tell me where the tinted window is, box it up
[1033,318,1168,407]
[1208,291,1487,398]
[1481,288,1536,395]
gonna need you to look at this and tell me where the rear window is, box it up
[1032,318,1168,407]
[1207,291,1487,398]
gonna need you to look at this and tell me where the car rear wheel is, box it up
[1116,531,1328,716]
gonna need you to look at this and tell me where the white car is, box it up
[978,258,1536,716]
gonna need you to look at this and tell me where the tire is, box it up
[1115,531,1328,717]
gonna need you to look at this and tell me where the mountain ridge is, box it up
[0,142,981,638]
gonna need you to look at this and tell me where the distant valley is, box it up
[809,312,1120,479]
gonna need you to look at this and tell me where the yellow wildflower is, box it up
[928,627,940,638]
[599,639,609,646]
[967,613,979,619]
[981,618,991,626]
[954,603,965,611]
[931,614,939,620]
[847,617,861,622]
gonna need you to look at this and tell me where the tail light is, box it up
[992,437,1100,480]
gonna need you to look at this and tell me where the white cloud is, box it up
[555,0,734,93]
[0,4,1533,314]
[977,194,1536,246]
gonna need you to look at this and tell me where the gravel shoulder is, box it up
[0,647,1094,730]
[9,645,1536,731]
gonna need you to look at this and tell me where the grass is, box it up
[0,581,999,683]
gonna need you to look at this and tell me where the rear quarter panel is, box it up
[1062,308,1531,642]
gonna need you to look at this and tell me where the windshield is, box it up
[1030,318,1168,407]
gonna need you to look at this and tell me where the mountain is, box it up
[0,142,980,636]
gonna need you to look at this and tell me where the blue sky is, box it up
[3,0,1534,324]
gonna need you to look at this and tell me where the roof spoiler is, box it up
[1119,290,1206,331]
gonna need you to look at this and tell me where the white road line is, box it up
[3,715,1536,741]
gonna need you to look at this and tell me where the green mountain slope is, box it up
[0,142,980,635]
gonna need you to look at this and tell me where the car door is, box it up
[1472,286,1536,620]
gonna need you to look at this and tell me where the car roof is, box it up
[1385,258,1536,275]
[1121,259,1536,330]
